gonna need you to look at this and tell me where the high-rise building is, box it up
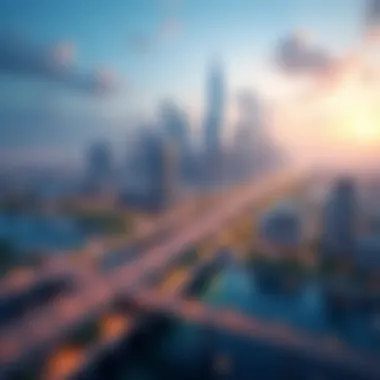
[233,90,279,178]
[322,177,357,257]
[233,91,261,177]
[140,131,179,211]
[84,140,113,193]
[159,101,190,180]
[365,0,380,29]
[204,61,225,155]
[258,202,302,257]
[355,235,380,276]
[159,101,189,151]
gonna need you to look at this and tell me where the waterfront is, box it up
[0,213,85,255]
[114,258,380,379]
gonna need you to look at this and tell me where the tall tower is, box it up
[85,140,113,193]
[159,101,189,181]
[233,91,260,176]
[322,177,357,257]
[204,61,225,155]
[159,100,188,151]
[141,132,179,211]
[365,0,380,30]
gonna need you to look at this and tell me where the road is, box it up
[0,168,307,373]
[0,176,250,300]
[0,188,215,300]
[120,289,380,380]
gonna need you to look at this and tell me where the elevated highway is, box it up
[0,168,309,376]
[117,289,380,380]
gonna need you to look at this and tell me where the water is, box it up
[0,213,85,255]
[118,259,380,379]
[205,262,380,353]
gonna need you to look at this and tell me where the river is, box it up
[116,259,380,379]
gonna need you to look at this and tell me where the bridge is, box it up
[0,169,313,378]
[0,187,214,299]
[45,262,380,380]
[0,167,280,301]
[118,289,380,379]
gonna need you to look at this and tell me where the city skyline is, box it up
[0,0,379,170]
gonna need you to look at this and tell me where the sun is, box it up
[326,80,380,147]
[347,109,380,145]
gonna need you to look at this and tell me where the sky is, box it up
[0,0,377,167]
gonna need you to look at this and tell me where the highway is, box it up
[0,175,246,300]
[120,289,380,379]
[49,251,380,380]
[44,252,224,379]
[44,312,135,380]
[0,168,307,374]
[0,190,212,318]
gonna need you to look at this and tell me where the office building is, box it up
[354,235,380,281]
[159,101,189,152]
[159,101,190,180]
[322,178,357,257]
[121,131,179,212]
[204,61,225,157]
[258,202,302,257]
[84,140,113,194]
[233,91,262,177]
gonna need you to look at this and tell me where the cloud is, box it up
[236,90,259,112]
[274,32,332,74]
[160,19,180,38]
[129,33,154,54]
[0,103,146,168]
[0,32,118,95]
[128,18,181,54]
[366,0,380,27]
[364,0,380,42]
[51,42,76,66]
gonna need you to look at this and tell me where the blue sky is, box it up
[0,0,367,163]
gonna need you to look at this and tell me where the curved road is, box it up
[0,169,307,374]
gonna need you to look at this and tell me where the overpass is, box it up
[44,251,380,380]
[0,187,212,299]
[40,259,219,380]
[64,245,380,380]
[42,263,380,380]
[115,289,380,380]
[0,168,309,376]
[0,169,275,301]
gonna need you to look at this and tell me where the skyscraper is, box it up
[204,61,225,155]
[233,90,279,177]
[140,131,179,211]
[365,0,380,29]
[233,90,261,177]
[159,101,190,181]
[322,177,357,257]
[159,100,189,152]
[259,202,302,257]
[85,140,113,193]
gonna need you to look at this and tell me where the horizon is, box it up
[0,0,379,169]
